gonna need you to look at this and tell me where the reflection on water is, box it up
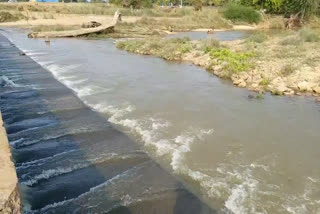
[1,28,320,213]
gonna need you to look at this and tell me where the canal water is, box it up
[1,28,320,213]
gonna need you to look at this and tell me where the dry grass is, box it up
[117,37,194,60]
[0,11,25,23]
[31,24,81,32]
[0,3,204,17]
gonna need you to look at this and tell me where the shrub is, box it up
[299,27,320,42]
[223,3,261,24]
[259,79,269,86]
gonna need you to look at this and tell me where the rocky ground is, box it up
[227,32,320,97]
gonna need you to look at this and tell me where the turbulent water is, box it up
[1,28,320,213]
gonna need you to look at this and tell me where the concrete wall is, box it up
[0,112,20,214]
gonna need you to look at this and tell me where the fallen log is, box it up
[28,11,121,38]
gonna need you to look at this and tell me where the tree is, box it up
[110,0,152,8]
[237,0,320,19]
[193,0,202,10]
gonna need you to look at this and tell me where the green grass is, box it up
[259,79,270,86]
[223,3,261,24]
[208,48,254,76]
[117,38,255,79]
[116,37,193,60]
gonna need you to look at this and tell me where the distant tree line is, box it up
[234,0,320,18]
[109,0,320,18]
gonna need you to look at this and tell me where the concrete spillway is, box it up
[0,33,215,213]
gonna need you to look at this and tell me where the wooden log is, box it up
[28,11,121,38]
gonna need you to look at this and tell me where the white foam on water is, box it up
[282,176,320,214]
[9,124,53,137]
[16,149,78,170]
[37,60,55,67]
[62,78,87,87]
[21,152,134,186]
[32,163,143,213]
[88,103,225,208]
[10,137,25,147]
[12,128,99,149]
[0,75,22,87]
[25,51,48,56]
[40,62,110,98]
[224,171,259,214]
[45,64,79,76]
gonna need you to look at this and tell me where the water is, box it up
[1,28,320,213]
[167,30,251,41]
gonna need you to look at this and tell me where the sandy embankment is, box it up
[0,112,20,214]
[0,13,139,28]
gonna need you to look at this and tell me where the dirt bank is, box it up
[0,112,20,214]
[116,31,320,98]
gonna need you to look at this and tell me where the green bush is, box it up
[223,3,261,24]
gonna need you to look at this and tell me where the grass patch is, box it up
[246,32,268,43]
[136,8,231,31]
[208,48,254,77]
[116,37,192,60]
[0,11,25,23]
[223,3,261,24]
[202,38,222,53]
[268,16,285,29]
[280,36,302,46]
[280,64,295,76]
[299,27,320,42]
[109,9,231,38]
[259,79,270,86]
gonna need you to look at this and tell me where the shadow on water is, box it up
[0,33,216,213]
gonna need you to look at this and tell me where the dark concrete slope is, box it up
[0,33,216,214]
